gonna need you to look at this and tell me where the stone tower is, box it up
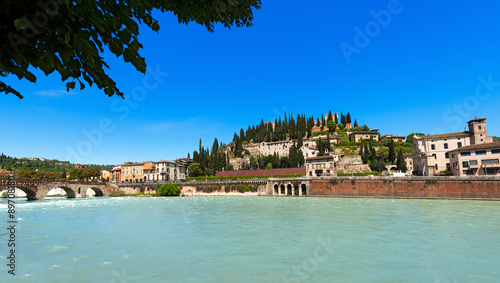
[468,117,490,145]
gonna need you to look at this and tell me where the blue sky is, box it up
[2,0,500,165]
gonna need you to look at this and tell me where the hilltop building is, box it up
[380,134,406,143]
[349,130,380,143]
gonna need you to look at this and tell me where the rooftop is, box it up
[416,132,470,140]
[448,141,500,152]
[468,117,486,123]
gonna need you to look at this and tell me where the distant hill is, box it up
[0,153,112,172]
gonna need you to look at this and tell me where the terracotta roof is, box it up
[468,117,486,123]
[350,131,378,135]
[382,135,405,138]
[417,132,470,140]
[447,141,500,152]
[305,146,318,150]
[157,160,176,164]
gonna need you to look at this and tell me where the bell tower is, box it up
[467,117,488,144]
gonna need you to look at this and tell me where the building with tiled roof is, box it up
[121,161,153,183]
[412,118,494,175]
[447,141,500,176]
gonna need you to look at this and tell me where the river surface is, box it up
[1,196,499,282]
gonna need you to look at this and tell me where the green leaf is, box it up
[65,32,71,44]
[24,72,37,83]
[66,82,76,91]
[14,17,31,30]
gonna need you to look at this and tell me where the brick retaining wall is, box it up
[308,178,500,199]
[216,168,305,177]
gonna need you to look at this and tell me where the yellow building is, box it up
[100,170,111,181]
[349,130,379,143]
[121,161,153,183]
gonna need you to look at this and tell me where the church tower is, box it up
[467,117,490,144]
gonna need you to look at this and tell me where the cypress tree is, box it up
[346,113,351,124]
[388,139,396,164]
[354,119,358,128]
[396,149,407,172]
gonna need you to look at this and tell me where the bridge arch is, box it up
[57,186,77,198]
[14,186,38,200]
[87,187,104,197]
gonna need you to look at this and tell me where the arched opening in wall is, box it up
[47,188,68,198]
[0,188,27,198]
[287,184,292,195]
[294,185,299,196]
[280,184,285,195]
[87,187,104,197]
[58,186,76,198]
[301,184,307,196]
[14,187,37,200]
[274,184,278,195]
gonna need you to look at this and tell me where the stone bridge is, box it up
[0,178,107,200]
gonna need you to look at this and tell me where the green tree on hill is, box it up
[396,149,407,172]
[327,120,336,133]
[388,139,396,164]
[406,133,425,144]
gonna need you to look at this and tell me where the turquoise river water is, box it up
[1,196,499,282]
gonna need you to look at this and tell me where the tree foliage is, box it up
[156,183,181,196]
[1,0,262,98]
[406,133,425,144]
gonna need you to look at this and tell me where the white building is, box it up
[412,118,493,175]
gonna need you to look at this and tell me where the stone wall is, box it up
[216,167,306,177]
[336,155,370,173]
[308,177,500,199]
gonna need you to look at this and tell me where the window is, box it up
[432,154,437,159]
[452,154,455,158]
[431,144,436,150]
[469,160,478,165]
[461,152,471,157]
[462,161,469,168]
[445,153,449,158]
[476,150,486,156]
[444,143,448,149]
[479,126,482,130]
[485,168,497,175]
[457,142,462,148]
[492,149,500,154]
[463,170,474,175]
[482,159,499,165]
